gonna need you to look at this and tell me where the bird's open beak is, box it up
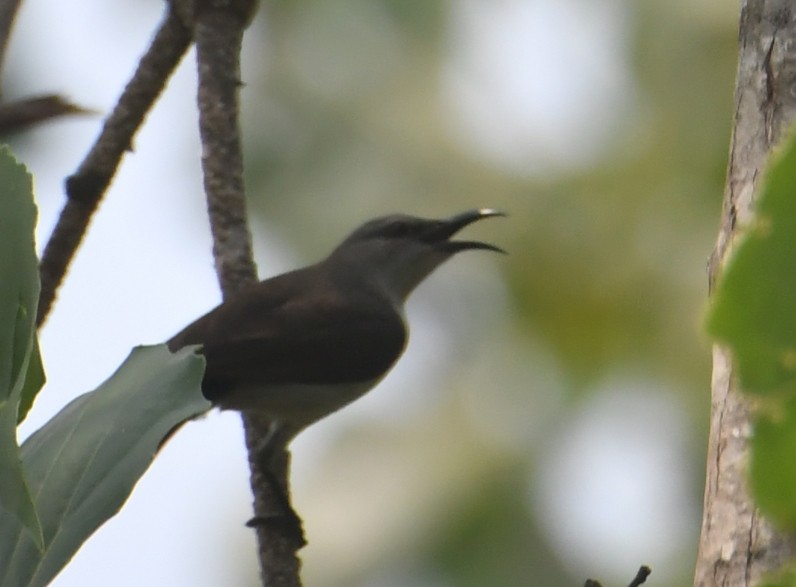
[430,208,507,254]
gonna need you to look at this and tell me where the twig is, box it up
[584,565,651,587]
[0,95,92,135]
[0,0,22,75]
[185,0,305,584]
[628,565,651,587]
[36,8,192,327]
[0,3,92,134]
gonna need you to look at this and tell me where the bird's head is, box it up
[327,209,506,302]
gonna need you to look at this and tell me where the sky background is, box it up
[6,1,737,585]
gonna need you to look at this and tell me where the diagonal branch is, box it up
[0,95,92,135]
[0,4,99,136]
[36,8,192,327]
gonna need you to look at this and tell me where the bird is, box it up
[167,208,505,445]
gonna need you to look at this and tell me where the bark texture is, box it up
[696,2,796,585]
[186,1,305,583]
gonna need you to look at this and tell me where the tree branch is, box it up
[695,2,796,584]
[36,8,192,327]
[182,0,305,584]
[192,7,257,292]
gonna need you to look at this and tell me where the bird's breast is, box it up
[215,378,384,431]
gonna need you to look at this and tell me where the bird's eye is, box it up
[345,215,425,244]
[383,222,413,239]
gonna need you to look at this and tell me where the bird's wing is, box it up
[168,268,407,395]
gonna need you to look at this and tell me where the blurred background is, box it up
[8,0,736,585]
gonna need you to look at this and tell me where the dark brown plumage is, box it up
[167,209,504,433]
[168,264,407,400]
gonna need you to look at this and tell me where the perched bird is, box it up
[168,209,504,443]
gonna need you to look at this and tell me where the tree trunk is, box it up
[695,2,796,585]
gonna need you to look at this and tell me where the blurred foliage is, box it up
[759,565,796,587]
[428,467,570,587]
[232,0,741,585]
[243,0,730,391]
[707,134,796,393]
[707,132,796,535]
[761,578,796,587]
[234,1,737,585]
[7,0,739,585]
[752,397,796,531]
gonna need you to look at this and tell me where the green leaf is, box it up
[0,344,209,587]
[751,394,796,529]
[707,132,796,392]
[0,146,43,548]
[0,146,39,401]
[0,389,42,549]
[17,337,45,426]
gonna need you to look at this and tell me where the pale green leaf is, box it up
[0,345,209,587]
